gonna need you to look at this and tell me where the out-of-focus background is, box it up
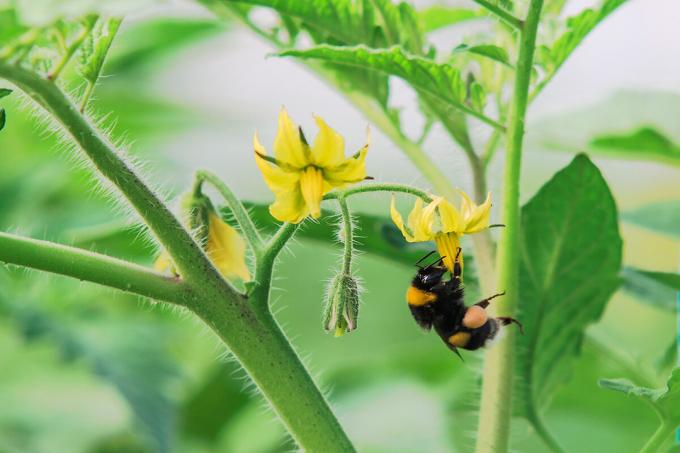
[0,0,679,452]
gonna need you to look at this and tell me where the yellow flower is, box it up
[155,214,250,281]
[254,108,369,223]
[390,191,492,272]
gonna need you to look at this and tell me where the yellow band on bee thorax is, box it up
[406,286,437,306]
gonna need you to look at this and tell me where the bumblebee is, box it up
[407,250,523,359]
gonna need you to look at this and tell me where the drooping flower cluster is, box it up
[254,108,369,223]
[390,191,492,273]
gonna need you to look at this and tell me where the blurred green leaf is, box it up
[0,88,11,99]
[622,267,680,311]
[536,0,629,79]
[417,6,484,32]
[0,290,179,453]
[600,368,680,435]
[280,45,489,119]
[515,155,622,431]
[622,201,680,240]
[180,362,252,443]
[106,18,226,75]
[657,340,678,375]
[0,108,5,132]
[589,127,680,166]
[454,43,512,68]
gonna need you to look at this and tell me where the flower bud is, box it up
[323,273,360,337]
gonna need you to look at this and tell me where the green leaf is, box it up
[537,0,629,81]
[280,45,498,127]
[0,87,12,99]
[79,17,122,84]
[418,6,484,32]
[515,155,622,423]
[589,127,680,166]
[454,43,512,67]
[600,368,680,428]
[622,267,680,312]
[0,108,5,132]
[106,18,227,75]
[622,200,680,239]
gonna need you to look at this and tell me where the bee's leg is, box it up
[497,316,524,334]
[453,247,463,279]
[474,291,506,309]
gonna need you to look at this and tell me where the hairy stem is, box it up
[0,61,230,293]
[475,1,544,452]
[0,231,190,304]
[0,62,353,452]
[325,182,432,202]
[337,197,354,275]
[195,169,264,251]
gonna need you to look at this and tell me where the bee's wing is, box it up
[409,305,434,331]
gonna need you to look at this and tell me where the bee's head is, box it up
[412,251,447,290]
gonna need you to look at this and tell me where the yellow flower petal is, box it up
[390,195,416,242]
[434,232,462,273]
[437,197,464,233]
[274,108,310,168]
[324,143,368,186]
[254,133,299,193]
[311,115,345,168]
[269,185,309,224]
[461,190,492,233]
[206,213,250,281]
[300,166,325,219]
[414,197,441,241]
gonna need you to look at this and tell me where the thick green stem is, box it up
[639,422,674,453]
[0,61,353,452]
[475,1,544,452]
[195,169,264,251]
[0,231,190,304]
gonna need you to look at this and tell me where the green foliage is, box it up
[417,6,484,32]
[514,155,622,427]
[453,43,512,67]
[280,45,497,126]
[622,267,680,311]
[600,368,680,436]
[0,282,179,453]
[622,200,680,240]
[78,17,121,84]
[536,0,629,85]
[589,127,680,166]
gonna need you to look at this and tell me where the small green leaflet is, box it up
[280,45,500,128]
[622,200,680,240]
[590,127,680,166]
[600,368,680,434]
[514,155,622,427]
[79,17,122,84]
[454,43,512,67]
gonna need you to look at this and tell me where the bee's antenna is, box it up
[424,255,446,270]
[414,250,436,268]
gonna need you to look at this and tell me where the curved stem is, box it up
[639,422,674,453]
[527,408,565,453]
[0,231,190,304]
[195,169,264,251]
[475,1,544,452]
[325,182,432,202]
